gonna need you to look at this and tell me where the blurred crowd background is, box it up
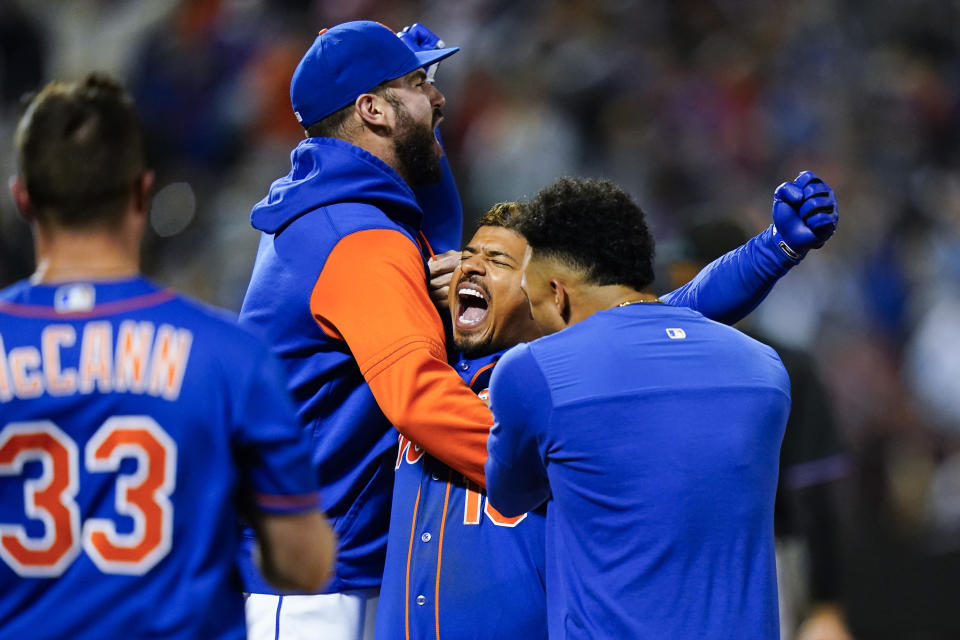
[1,0,958,638]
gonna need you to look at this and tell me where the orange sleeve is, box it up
[310,228,492,487]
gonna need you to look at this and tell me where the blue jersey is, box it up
[0,277,318,640]
[377,224,803,638]
[240,138,492,595]
[414,134,463,254]
[377,350,547,640]
[486,303,790,639]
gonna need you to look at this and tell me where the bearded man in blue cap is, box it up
[237,21,498,640]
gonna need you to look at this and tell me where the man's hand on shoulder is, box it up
[772,170,839,260]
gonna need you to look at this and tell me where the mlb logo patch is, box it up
[54,283,96,313]
[665,328,686,340]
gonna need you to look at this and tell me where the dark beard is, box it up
[394,111,442,187]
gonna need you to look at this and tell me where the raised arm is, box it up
[401,22,464,254]
[414,148,464,254]
[662,171,838,325]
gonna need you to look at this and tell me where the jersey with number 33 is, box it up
[0,277,319,640]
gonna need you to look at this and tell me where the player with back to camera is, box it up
[0,73,335,640]
[483,177,834,638]
[378,169,838,638]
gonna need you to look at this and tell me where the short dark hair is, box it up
[305,83,396,139]
[516,177,655,291]
[14,73,146,229]
[477,201,525,229]
[305,101,354,139]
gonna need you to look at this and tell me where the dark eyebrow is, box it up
[412,69,427,83]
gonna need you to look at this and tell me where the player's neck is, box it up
[570,284,658,325]
[32,226,140,284]
[346,128,407,184]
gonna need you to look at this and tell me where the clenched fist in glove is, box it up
[398,23,448,82]
[772,170,838,259]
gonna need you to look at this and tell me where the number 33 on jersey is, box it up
[0,416,175,577]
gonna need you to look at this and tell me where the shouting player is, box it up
[0,74,335,639]
[377,171,838,637]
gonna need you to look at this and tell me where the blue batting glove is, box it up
[772,170,838,259]
[397,23,446,52]
[397,23,447,83]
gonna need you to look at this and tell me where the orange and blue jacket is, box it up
[238,137,491,593]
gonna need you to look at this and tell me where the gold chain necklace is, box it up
[617,298,663,307]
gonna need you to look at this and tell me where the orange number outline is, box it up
[0,422,81,577]
[0,418,177,577]
[82,416,177,575]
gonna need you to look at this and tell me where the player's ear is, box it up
[133,170,155,216]
[355,93,390,134]
[8,175,35,223]
[551,280,571,326]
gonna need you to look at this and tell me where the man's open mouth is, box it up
[456,285,489,328]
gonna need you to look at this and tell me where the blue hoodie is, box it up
[238,137,494,593]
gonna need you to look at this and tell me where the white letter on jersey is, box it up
[0,335,14,402]
[42,326,77,396]
[147,326,192,401]
[78,321,113,394]
[9,346,43,399]
[115,321,154,394]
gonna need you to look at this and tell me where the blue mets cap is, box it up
[290,21,460,129]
